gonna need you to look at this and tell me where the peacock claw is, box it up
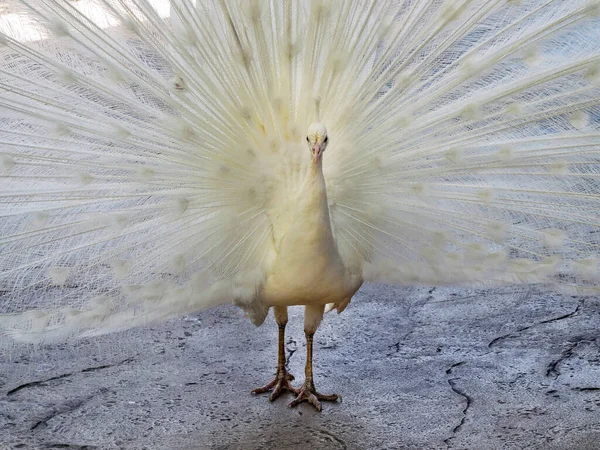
[288,382,340,412]
[252,370,298,401]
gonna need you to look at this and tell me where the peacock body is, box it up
[1,0,600,409]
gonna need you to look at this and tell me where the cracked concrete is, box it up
[545,335,598,381]
[7,359,135,397]
[443,361,471,447]
[488,300,585,349]
[30,390,108,432]
[1,284,600,449]
[444,377,472,446]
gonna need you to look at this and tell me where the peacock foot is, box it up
[251,370,298,402]
[288,381,340,412]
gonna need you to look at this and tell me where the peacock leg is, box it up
[251,306,297,401]
[288,305,340,411]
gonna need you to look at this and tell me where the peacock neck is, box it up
[307,158,327,203]
[301,158,333,236]
[273,155,337,264]
[309,158,324,181]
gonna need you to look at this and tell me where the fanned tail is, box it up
[0,0,280,344]
[1,0,600,347]
[322,0,600,294]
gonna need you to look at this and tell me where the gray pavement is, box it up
[1,283,599,449]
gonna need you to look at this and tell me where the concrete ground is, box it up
[1,283,599,449]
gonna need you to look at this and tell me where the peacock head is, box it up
[306,123,329,163]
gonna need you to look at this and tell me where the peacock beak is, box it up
[312,143,322,162]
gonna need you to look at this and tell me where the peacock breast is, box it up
[261,225,351,307]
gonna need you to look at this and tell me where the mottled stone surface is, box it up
[1,284,599,449]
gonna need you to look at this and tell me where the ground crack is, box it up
[6,357,134,396]
[387,288,437,354]
[386,341,400,357]
[546,334,598,379]
[444,362,472,448]
[45,445,98,449]
[488,299,584,348]
[31,389,108,431]
[446,361,465,375]
[285,338,297,366]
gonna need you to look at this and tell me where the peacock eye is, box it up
[306,136,309,142]
[324,136,328,143]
